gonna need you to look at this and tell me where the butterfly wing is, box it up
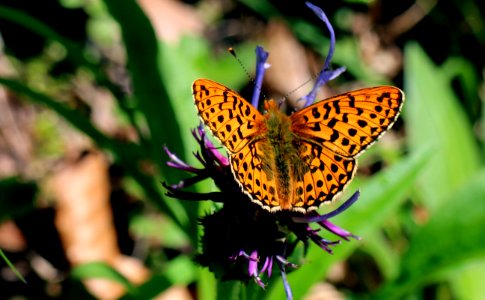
[291,86,404,157]
[290,142,356,211]
[193,79,264,153]
[194,79,278,209]
[229,141,281,211]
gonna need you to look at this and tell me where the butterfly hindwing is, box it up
[291,142,356,211]
[229,141,280,210]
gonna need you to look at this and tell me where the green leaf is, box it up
[449,260,485,300]
[71,262,134,292]
[441,57,480,120]
[404,42,481,211]
[373,168,485,299]
[267,145,432,300]
[102,0,186,173]
[163,255,196,285]
[101,0,216,241]
[197,268,217,300]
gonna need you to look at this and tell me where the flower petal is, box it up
[302,2,345,107]
[251,46,269,108]
[292,191,360,223]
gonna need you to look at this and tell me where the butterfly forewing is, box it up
[193,79,264,153]
[291,86,404,157]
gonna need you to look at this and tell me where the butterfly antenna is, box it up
[228,47,253,83]
[228,47,269,102]
[282,71,321,100]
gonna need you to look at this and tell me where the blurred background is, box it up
[0,0,484,299]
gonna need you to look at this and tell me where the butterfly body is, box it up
[193,79,404,213]
[254,100,312,210]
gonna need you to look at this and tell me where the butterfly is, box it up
[193,79,404,213]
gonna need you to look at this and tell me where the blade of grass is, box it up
[71,262,135,293]
[102,0,186,172]
[101,0,197,239]
[0,249,27,283]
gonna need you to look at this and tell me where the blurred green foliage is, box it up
[0,0,484,299]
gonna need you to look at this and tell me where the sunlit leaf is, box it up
[404,42,481,211]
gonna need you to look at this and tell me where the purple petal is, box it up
[163,183,226,202]
[167,174,209,189]
[248,250,259,277]
[193,127,229,166]
[309,234,341,254]
[267,256,274,278]
[251,46,269,108]
[235,250,258,261]
[303,2,345,107]
[164,146,200,173]
[254,256,274,278]
[305,2,335,71]
[275,255,298,269]
[260,256,270,274]
[254,276,266,289]
[276,259,293,300]
[292,190,360,223]
[319,220,361,241]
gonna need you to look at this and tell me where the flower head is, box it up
[164,130,360,299]
[164,3,359,299]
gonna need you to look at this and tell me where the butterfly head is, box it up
[263,99,279,113]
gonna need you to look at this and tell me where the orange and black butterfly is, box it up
[193,79,404,213]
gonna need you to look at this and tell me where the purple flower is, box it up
[164,129,360,299]
[164,3,358,299]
